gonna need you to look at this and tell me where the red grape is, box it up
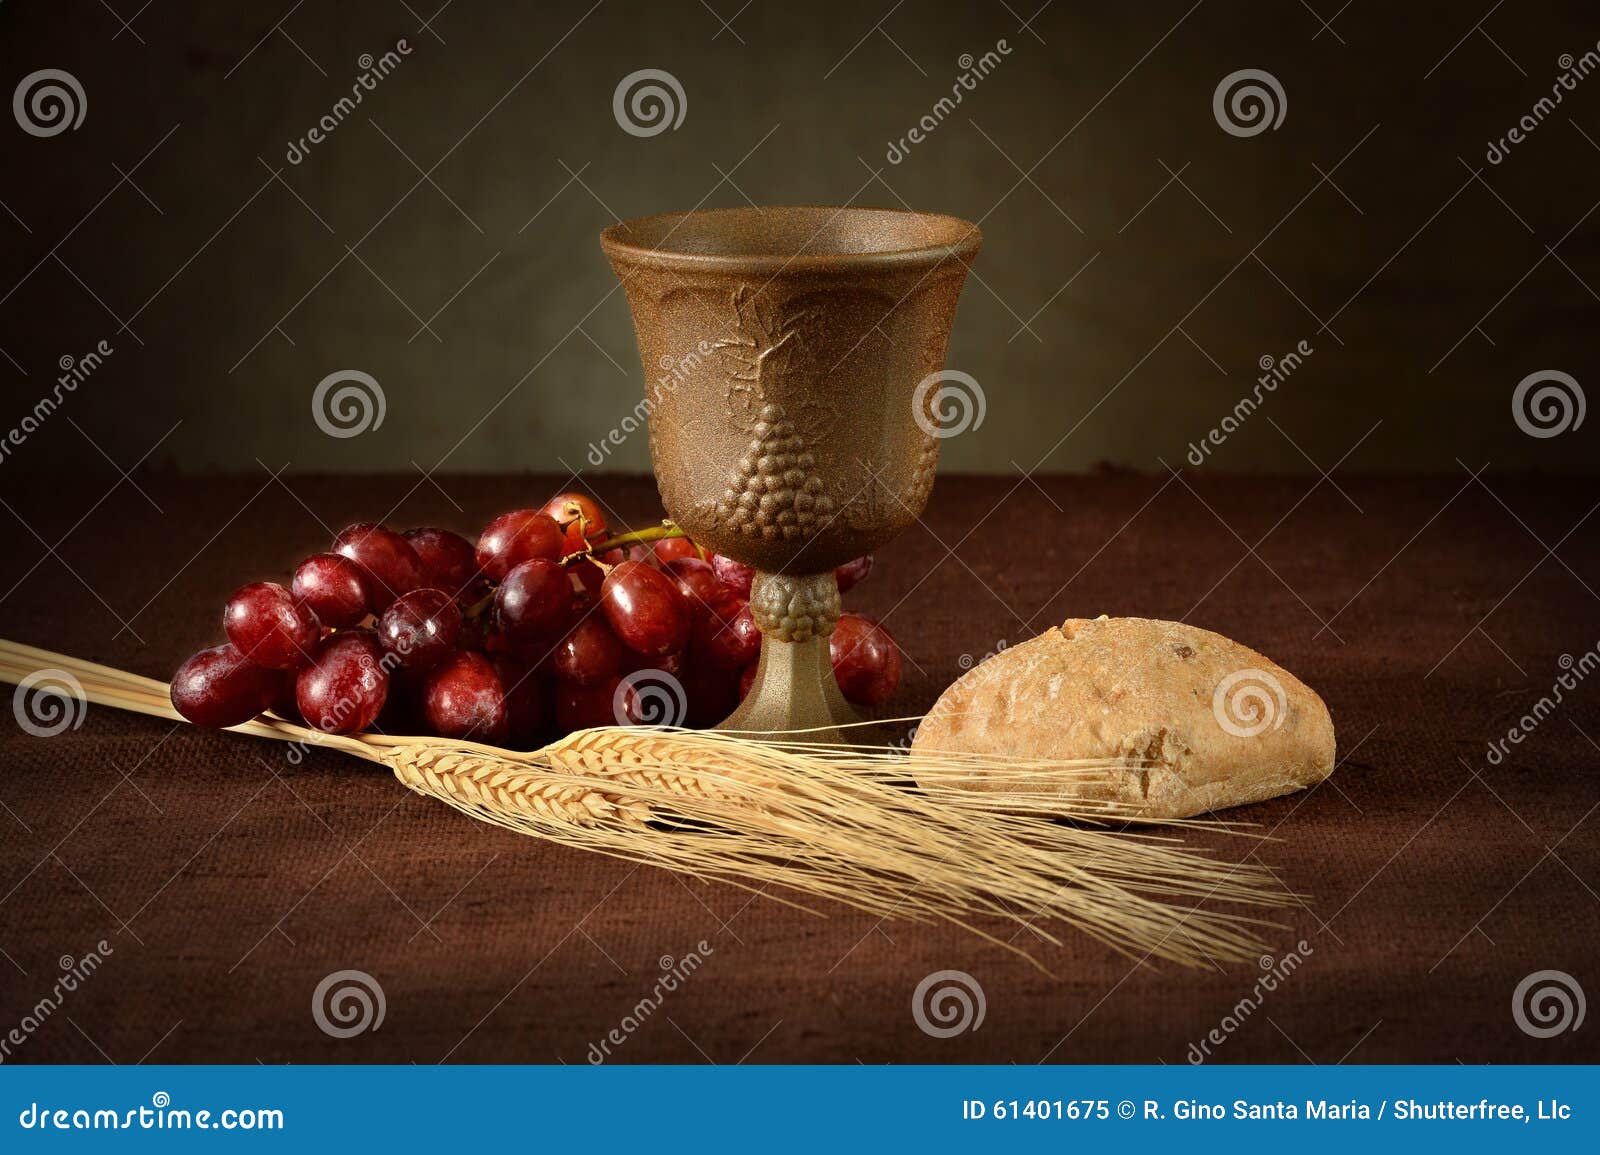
[738,662,758,700]
[422,652,508,741]
[170,643,281,728]
[541,492,606,533]
[333,523,423,612]
[601,560,690,656]
[693,598,760,669]
[476,510,562,582]
[829,613,902,707]
[710,554,754,598]
[835,554,874,593]
[378,588,462,671]
[292,553,370,628]
[296,630,390,734]
[554,616,626,686]
[653,536,704,564]
[541,492,608,555]
[556,675,628,731]
[662,556,725,616]
[222,581,320,669]
[496,558,574,643]
[403,527,479,594]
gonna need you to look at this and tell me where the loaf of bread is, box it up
[910,616,1336,819]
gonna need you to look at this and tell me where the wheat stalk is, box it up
[0,638,1295,968]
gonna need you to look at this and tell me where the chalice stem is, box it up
[716,570,858,743]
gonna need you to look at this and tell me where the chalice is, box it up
[601,206,981,742]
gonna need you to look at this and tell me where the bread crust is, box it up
[910,616,1336,819]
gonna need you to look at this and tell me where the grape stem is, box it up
[562,521,686,564]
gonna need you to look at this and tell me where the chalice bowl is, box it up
[601,206,981,742]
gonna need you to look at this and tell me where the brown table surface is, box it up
[0,472,1596,1064]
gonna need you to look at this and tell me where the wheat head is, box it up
[383,744,655,830]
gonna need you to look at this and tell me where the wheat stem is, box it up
[0,637,1296,968]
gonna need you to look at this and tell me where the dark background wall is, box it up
[0,0,1596,477]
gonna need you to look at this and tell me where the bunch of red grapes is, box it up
[170,493,902,747]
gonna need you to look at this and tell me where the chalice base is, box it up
[715,635,859,746]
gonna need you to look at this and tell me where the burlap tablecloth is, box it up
[1,473,1595,1063]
